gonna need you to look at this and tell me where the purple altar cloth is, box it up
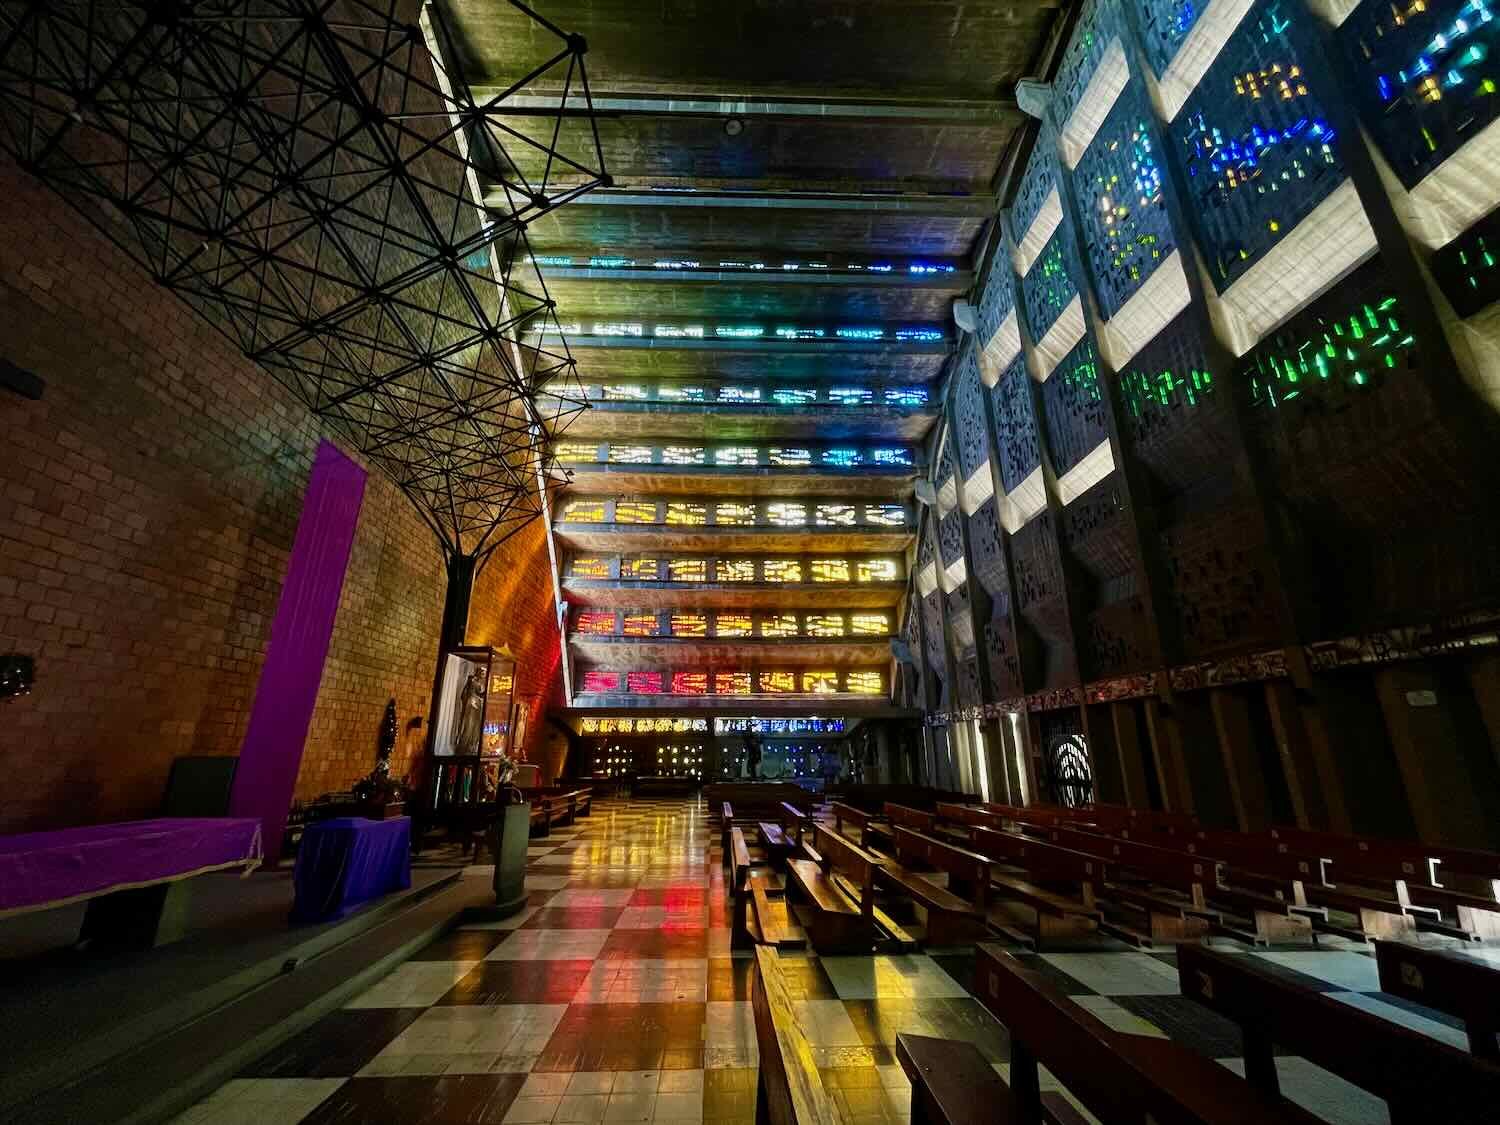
[0,818,263,917]
[290,816,412,924]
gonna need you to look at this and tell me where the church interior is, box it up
[3,0,1500,1121]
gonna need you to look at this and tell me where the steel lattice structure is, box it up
[0,0,605,558]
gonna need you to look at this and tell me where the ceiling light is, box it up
[724,118,744,137]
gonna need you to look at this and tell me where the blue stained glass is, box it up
[896,328,945,341]
[1140,0,1203,76]
[1051,0,1124,124]
[1075,85,1176,319]
[829,386,873,405]
[822,448,863,468]
[836,327,886,340]
[1175,1,1344,290]
[1339,0,1500,188]
[884,386,929,407]
[772,388,816,405]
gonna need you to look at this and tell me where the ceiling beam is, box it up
[492,186,997,216]
[536,333,950,355]
[541,263,972,288]
[472,90,1019,123]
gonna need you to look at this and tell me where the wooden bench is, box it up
[760,821,798,868]
[966,825,1106,947]
[831,801,878,848]
[779,801,812,847]
[785,822,880,954]
[923,942,1324,1125]
[729,826,804,950]
[1178,943,1500,1123]
[752,946,843,1125]
[1375,939,1500,1060]
[878,826,990,947]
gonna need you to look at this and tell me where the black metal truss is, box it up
[0,0,606,558]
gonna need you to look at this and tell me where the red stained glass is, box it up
[581,671,620,693]
[576,611,615,635]
[627,671,663,694]
[671,672,708,695]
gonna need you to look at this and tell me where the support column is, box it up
[1209,689,1271,832]
[1110,700,1153,811]
[1264,681,1335,831]
[1144,699,1195,816]
[439,551,479,651]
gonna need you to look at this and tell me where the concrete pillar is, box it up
[1111,700,1154,810]
[1264,681,1340,831]
[1144,698,1195,815]
[1210,689,1271,832]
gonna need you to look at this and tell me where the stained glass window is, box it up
[767,502,808,526]
[715,671,752,695]
[668,558,708,582]
[662,446,706,465]
[851,613,890,635]
[671,672,709,695]
[811,559,851,582]
[816,504,856,526]
[714,503,757,526]
[555,443,598,463]
[1176,2,1343,290]
[570,557,610,578]
[804,671,839,694]
[871,447,914,467]
[715,614,752,637]
[670,613,708,637]
[1140,0,1203,76]
[1041,339,1108,477]
[717,559,756,583]
[609,445,655,464]
[772,388,816,405]
[623,613,660,637]
[715,446,760,465]
[659,385,707,401]
[621,558,661,580]
[666,502,707,525]
[576,611,615,635]
[628,672,663,694]
[805,614,845,637]
[718,387,761,404]
[1432,207,1500,318]
[770,447,812,466]
[560,500,606,522]
[614,501,658,523]
[884,386,929,407]
[864,503,907,526]
[760,671,797,693]
[1022,232,1078,340]
[846,671,884,695]
[759,615,799,638]
[858,559,899,582]
[602,384,647,400]
[829,386,873,405]
[764,559,803,583]
[581,671,619,693]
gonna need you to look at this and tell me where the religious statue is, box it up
[454,666,487,756]
[353,698,406,805]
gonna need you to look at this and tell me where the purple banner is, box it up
[230,441,367,858]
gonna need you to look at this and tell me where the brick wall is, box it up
[0,159,563,830]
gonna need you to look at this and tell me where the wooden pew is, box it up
[779,800,812,847]
[878,826,990,946]
[751,946,842,1125]
[965,825,1105,947]
[1178,943,1500,1123]
[785,822,879,954]
[876,802,936,852]
[831,801,878,848]
[759,820,798,868]
[1375,940,1500,1060]
[729,826,804,950]
[916,942,1324,1125]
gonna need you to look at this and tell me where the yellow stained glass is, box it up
[759,614,798,638]
[767,502,807,526]
[666,502,707,525]
[622,613,659,636]
[803,671,839,693]
[609,444,655,464]
[555,442,598,463]
[570,557,609,578]
[714,503,756,526]
[850,613,890,635]
[760,671,796,693]
[561,500,606,522]
[668,558,708,582]
[715,614,752,637]
[715,671,752,695]
[670,613,708,637]
[717,559,755,583]
[846,671,884,694]
[805,614,845,637]
[811,558,850,582]
[764,559,803,583]
[615,501,658,523]
[621,557,660,580]
[857,559,899,582]
[576,611,615,635]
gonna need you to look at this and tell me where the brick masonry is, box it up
[0,159,563,832]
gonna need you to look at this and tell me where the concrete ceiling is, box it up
[437,0,1059,709]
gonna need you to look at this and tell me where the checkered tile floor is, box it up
[174,798,1481,1125]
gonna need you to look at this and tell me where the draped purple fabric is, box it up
[229,441,367,858]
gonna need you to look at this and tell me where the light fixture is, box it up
[724,118,744,136]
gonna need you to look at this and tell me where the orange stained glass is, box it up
[570,557,610,578]
[671,671,709,695]
[759,614,798,638]
[715,614,752,637]
[717,559,755,582]
[670,613,708,637]
[622,613,659,637]
[846,670,884,694]
[759,671,797,693]
[576,611,616,635]
[668,558,708,582]
[715,671,752,695]
[621,557,661,580]
[615,500,658,523]
[763,559,802,583]
[810,558,850,582]
[803,671,839,693]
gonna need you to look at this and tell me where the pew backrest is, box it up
[968,825,1110,886]
[1374,940,1500,1059]
[893,826,990,909]
[884,803,936,834]
[813,821,877,917]
[1046,824,1223,899]
[752,946,842,1125]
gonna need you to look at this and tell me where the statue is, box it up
[353,698,407,805]
[454,667,486,756]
